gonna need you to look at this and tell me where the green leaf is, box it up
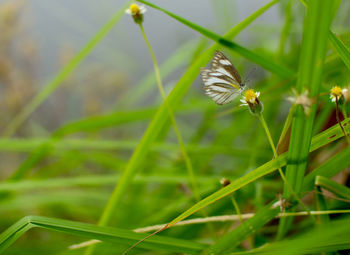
[0,216,207,254]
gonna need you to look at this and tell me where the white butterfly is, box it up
[200,51,245,105]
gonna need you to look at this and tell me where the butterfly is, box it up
[200,51,245,105]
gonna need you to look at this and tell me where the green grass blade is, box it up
[302,146,350,192]
[137,0,295,79]
[165,118,350,228]
[315,185,330,224]
[0,216,207,254]
[230,218,350,255]
[205,202,280,254]
[315,176,350,200]
[96,0,281,228]
[329,31,350,70]
[279,0,336,238]
[2,1,131,138]
[0,217,33,254]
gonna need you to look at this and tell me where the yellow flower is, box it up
[330,86,347,103]
[241,89,260,104]
[125,3,146,15]
[240,89,263,115]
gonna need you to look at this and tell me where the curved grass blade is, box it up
[329,31,350,70]
[315,176,350,200]
[0,216,207,254]
[136,0,295,79]
[315,185,330,224]
[302,146,350,192]
[2,1,131,138]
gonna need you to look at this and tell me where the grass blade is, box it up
[279,0,336,237]
[205,202,280,254]
[230,218,350,255]
[0,216,207,254]
[315,176,350,200]
[136,0,295,79]
[302,146,350,192]
[328,31,350,70]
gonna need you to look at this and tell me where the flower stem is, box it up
[139,24,201,202]
[258,113,315,220]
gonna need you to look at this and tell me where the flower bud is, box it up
[330,86,347,105]
[125,4,146,24]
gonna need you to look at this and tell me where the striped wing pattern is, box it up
[200,51,244,105]
[200,69,240,105]
[211,51,242,84]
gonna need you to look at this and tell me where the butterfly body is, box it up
[200,51,245,105]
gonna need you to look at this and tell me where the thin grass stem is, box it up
[258,113,315,220]
[139,24,201,202]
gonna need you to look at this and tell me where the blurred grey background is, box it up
[0,0,294,134]
[7,0,281,83]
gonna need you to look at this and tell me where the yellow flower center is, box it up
[330,86,342,97]
[129,4,140,14]
[244,89,257,103]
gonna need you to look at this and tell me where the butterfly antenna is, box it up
[244,67,256,85]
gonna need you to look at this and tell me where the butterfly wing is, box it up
[200,69,241,105]
[211,51,242,85]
